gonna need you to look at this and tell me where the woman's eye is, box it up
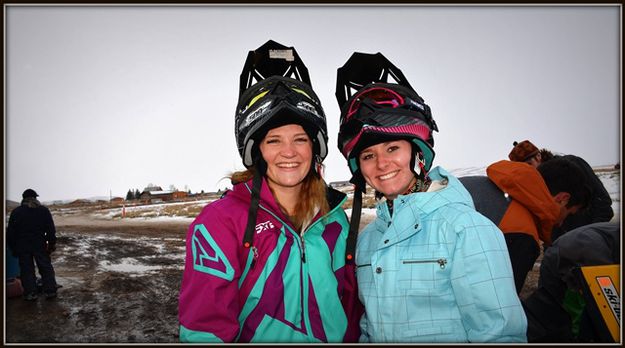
[360,153,373,161]
[295,137,309,143]
[265,139,279,144]
[387,145,399,153]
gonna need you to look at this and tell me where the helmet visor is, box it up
[237,77,328,167]
[346,87,405,121]
[243,87,312,112]
[238,79,325,138]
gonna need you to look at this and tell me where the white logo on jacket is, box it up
[255,221,275,234]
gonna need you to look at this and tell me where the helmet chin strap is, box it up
[411,148,428,179]
[242,157,267,252]
[314,154,324,179]
[345,182,361,263]
[413,157,422,176]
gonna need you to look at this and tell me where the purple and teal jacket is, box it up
[178,177,362,343]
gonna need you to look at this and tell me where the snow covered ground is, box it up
[595,169,621,220]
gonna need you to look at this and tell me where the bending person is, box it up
[461,157,591,293]
[508,140,614,242]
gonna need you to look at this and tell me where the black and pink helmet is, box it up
[336,52,439,261]
[336,52,438,187]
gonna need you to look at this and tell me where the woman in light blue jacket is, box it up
[334,52,527,343]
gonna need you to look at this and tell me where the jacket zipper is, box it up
[402,258,447,269]
[253,196,349,340]
[249,246,259,269]
[253,192,348,266]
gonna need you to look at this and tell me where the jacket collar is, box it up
[373,166,474,241]
[230,177,286,220]
[230,176,347,226]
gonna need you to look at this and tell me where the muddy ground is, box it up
[5,213,541,343]
[5,216,189,344]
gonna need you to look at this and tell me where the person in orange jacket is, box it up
[460,157,591,293]
[508,140,614,244]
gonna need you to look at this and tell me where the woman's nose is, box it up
[279,141,297,157]
[376,153,389,169]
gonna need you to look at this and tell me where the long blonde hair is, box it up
[230,167,329,232]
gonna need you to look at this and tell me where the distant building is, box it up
[143,185,163,192]
[139,190,188,204]
[68,199,91,207]
[110,197,124,204]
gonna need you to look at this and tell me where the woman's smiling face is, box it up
[259,123,312,191]
[358,139,415,200]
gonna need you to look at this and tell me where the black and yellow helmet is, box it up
[235,40,328,168]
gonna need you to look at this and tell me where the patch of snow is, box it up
[448,166,487,177]
[99,259,167,274]
[344,208,377,219]
[125,215,194,222]
[596,171,620,200]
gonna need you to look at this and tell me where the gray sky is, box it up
[5,5,621,202]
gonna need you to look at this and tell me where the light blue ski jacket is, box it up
[356,166,527,343]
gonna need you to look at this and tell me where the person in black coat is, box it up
[7,189,58,300]
[522,221,620,342]
[508,140,614,242]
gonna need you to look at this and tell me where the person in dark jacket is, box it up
[7,189,58,300]
[523,221,620,342]
[509,140,614,242]
[459,157,591,293]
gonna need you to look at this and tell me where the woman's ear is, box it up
[553,192,571,207]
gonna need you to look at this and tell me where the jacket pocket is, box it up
[400,322,464,342]
[356,263,373,294]
[397,251,451,291]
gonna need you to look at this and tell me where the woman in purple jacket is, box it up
[178,40,361,343]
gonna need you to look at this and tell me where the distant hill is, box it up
[5,200,19,210]
[42,196,109,205]
[593,164,620,172]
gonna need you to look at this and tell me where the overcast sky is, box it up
[5,5,621,202]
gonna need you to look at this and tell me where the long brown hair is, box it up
[230,167,329,233]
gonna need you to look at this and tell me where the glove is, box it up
[46,242,56,254]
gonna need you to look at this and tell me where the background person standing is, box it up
[7,189,58,300]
